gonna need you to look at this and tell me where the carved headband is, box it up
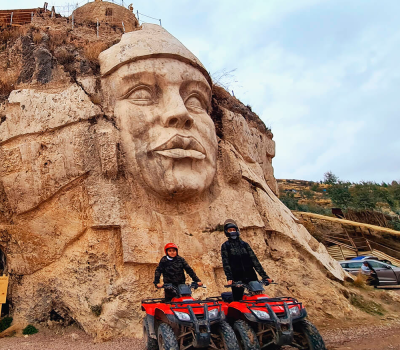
[99,23,212,86]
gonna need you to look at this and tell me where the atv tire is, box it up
[234,320,261,350]
[218,320,240,350]
[143,317,158,350]
[292,320,326,350]
[157,323,179,350]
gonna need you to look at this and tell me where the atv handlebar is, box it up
[156,282,206,290]
[224,280,276,288]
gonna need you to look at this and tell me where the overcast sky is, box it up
[4,0,400,183]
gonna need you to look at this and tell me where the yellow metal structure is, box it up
[0,275,9,317]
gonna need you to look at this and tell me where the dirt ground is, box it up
[1,287,400,350]
[1,321,400,350]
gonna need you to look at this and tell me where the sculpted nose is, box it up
[161,100,194,130]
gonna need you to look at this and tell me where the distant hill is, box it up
[278,178,400,231]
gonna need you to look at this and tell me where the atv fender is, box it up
[145,314,157,339]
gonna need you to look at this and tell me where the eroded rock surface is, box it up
[0,21,354,340]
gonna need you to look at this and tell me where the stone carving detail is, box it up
[0,23,349,340]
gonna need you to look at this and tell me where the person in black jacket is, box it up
[154,243,203,301]
[221,219,272,301]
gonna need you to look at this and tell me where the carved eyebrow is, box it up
[180,80,212,105]
[119,72,157,98]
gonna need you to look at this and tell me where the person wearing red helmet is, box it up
[154,243,203,301]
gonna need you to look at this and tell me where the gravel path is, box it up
[1,321,400,349]
[0,327,144,350]
[322,320,400,350]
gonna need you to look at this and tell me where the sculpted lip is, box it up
[152,135,206,160]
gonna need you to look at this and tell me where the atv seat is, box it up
[221,292,233,303]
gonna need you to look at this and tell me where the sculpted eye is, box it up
[126,86,154,105]
[185,95,206,112]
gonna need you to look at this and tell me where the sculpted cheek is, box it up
[197,114,217,148]
[115,103,152,137]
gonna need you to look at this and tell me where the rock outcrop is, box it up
[0,11,356,341]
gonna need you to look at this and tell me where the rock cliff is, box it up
[0,6,356,340]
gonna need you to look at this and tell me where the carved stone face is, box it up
[109,58,218,200]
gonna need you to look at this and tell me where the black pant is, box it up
[232,285,245,301]
[231,274,258,301]
[367,273,379,287]
[164,288,176,302]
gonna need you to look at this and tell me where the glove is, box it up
[262,278,273,286]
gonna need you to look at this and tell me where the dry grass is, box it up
[353,272,368,289]
[32,31,42,45]
[55,48,75,65]
[0,70,19,97]
[0,27,23,44]
[48,31,67,52]
[83,41,108,61]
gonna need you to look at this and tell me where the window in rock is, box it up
[105,8,113,16]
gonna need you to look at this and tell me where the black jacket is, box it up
[221,239,269,282]
[154,255,201,285]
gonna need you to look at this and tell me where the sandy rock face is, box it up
[0,23,350,340]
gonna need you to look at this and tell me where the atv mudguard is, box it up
[144,314,157,339]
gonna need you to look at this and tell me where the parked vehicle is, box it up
[208,281,326,350]
[339,259,400,286]
[349,255,379,261]
[142,282,240,350]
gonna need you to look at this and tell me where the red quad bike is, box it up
[208,281,326,350]
[142,282,240,350]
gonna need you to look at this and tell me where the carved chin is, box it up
[147,166,214,200]
[137,157,215,200]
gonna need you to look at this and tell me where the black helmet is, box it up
[223,219,239,238]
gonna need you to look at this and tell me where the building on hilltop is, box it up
[72,0,139,32]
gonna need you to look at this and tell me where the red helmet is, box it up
[164,243,178,255]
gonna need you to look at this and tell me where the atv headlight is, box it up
[289,306,301,317]
[252,310,270,320]
[175,311,191,322]
[208,308,219,320]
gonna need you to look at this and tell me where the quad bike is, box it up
[141,282,240,350]
[207,281,326,350]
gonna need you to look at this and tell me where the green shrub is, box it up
[90,304,102,317]
[22,325,38,335]
[0,316,13,332]
[350,294,386,316]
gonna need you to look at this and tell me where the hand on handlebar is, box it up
[156,283,164,288]
[224,281,243,288]
[262,278,274,286]
[197,282,203,287]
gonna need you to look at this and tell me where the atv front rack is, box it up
[207,295,306,347]
[168,300,222,348]
[142,297,166,304]
[141,298,222,306]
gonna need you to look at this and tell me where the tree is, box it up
[323,171,339,185]
[350,182,379,210]
[327,181,352,209]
